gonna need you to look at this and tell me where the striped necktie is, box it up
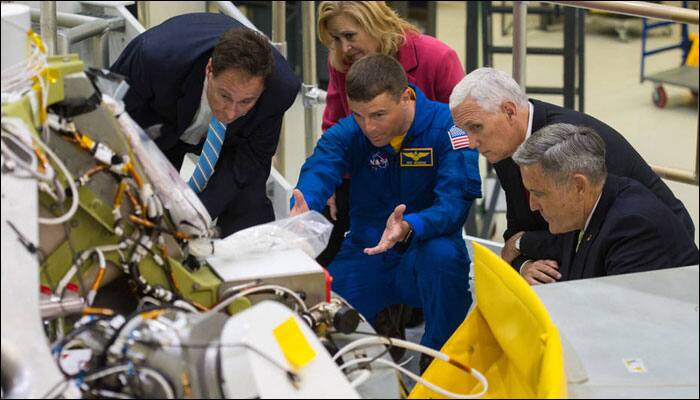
[188,116,226,193]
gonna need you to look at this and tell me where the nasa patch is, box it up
[368,151,389,171]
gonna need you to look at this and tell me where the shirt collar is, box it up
[525,101,534,140]
[583,191,603,234]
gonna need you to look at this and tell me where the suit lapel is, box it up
[556,231,578,280]
[530,99,548,133]
[570,177,617,280]
[176,56,209,138]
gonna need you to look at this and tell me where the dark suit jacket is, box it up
[494,99,695,270]
[111,13,300,236]
[556,175,698,280]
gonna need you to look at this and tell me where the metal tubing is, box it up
[30,9,125,29]
[483,1,493,66]
[55,19,110,59]
[40,1,57,55]
[215,1,261,34]
[272,1,286,175]
[33,7,123,60]
[491,5,567,15]
[137,1,150,28]
[512,1,527,89]
[644,44,685,57]
[492,46,564,55]
[302,1,318,157]
[465,1,480,73]
[541,1,698,24]
[40,296,85,319]
[33,9,93,27]
[272,1,287,58]
[526,86,567,95]
[66,19,109,44]
[651,165,698,186]
[563,7,576,109]
[100,28,111,68]
[577,8,585,112]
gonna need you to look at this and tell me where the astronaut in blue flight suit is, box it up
[291,54,481,352]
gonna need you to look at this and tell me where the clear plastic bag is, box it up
[102,95,214,238]
[206,211,332,261]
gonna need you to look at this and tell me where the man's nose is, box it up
[224,103,243,122]
[529,195,539,212]
[364,119,377,134]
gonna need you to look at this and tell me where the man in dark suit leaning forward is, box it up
[111,13,300,236]
[512,123,698,281]
[449,67,694,284]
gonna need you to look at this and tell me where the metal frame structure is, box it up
[479,2,585,111]
[35,2,130,68]
[301,1,319,158]
[271,1,287,175]
[640,1,691,85]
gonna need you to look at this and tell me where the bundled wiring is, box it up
[0,131,53,182]
[55,245,124,301]
[339,357,487,399]
[1,117,79,224]
[209,283,308,314]
[81,364,175,399]
[1,29,49,129]
[333,336,488,399]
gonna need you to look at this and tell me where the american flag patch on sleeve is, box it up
[448,126,470,150]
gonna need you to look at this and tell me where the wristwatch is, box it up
[395,226,414,252]
[401,227,414,244]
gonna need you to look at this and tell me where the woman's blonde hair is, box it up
[318,1,419,72]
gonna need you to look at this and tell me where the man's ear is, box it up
[501,100,517,120]
[206,58,213,77]
[571,173,589,195]
[401,87,415,103]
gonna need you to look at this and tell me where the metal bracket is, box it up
[302,84,327,108]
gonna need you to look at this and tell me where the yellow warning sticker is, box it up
[273,317,316,370]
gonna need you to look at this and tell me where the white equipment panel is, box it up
[534,266,699,398]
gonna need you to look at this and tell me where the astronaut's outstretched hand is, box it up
[290,189,310,217]
[364,204,411,255]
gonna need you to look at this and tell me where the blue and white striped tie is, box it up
[188,116,226,193]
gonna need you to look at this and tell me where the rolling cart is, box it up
[640,1,699,108]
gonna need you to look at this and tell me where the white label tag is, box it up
[623,358,647,373]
